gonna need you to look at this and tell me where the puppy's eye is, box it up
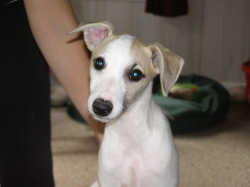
[94,57,105,70]
[129,69,143,82]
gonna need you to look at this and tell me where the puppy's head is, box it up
[69,21,184,122]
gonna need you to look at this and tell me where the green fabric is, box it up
[153,74,230,133]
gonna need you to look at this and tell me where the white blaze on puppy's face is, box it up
[88,35,134,122]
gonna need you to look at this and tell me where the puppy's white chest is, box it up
[98,123,177,187]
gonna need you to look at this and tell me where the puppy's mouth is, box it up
[91,113,113,123]
[90,107,126,123]
[92,108,128,124]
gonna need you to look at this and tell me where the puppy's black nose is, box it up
[92,98,113,117]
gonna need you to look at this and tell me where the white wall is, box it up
[70,0,250,83]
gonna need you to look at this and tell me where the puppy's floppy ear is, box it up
[150,43,184,97]
[68,21,114,51]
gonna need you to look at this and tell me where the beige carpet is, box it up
[51,102,250,187]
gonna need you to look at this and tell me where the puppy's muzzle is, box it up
[92,98,113,117]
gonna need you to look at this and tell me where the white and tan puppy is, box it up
[69,21,184,187]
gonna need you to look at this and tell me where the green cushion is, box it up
[153,74,230,134]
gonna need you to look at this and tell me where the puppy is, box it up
[69,21,184,187]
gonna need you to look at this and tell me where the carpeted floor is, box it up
[51,102,250,187]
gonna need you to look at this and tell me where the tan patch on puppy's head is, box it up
[131,39,158,80]
[123,38,158,106]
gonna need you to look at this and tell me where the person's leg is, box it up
[0,1,54,186]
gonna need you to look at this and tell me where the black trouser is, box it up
[0,1,54,186]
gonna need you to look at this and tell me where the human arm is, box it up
[23,0,104,141]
